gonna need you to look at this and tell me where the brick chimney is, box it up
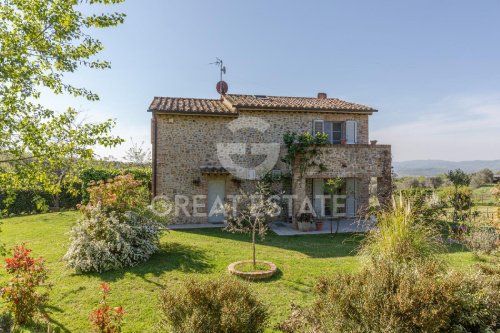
[317,92,327,99]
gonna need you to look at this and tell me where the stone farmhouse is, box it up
[149,92,392,224]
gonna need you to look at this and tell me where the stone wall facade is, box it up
[292,145,392,222]
[152,109,390,223]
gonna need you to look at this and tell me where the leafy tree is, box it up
[446,169,471,188]
[0,0,126,192]
[14,109,123,209]
[224,182,280,269]
[124,139,151,166]
[446,169,472,223]
[424,176,444,189]
[470,168,494,189]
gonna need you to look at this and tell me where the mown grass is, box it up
[234,261,271,272]
[0,211,488,332]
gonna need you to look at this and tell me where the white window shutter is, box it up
[313,120,324,135]
[346,121,357,144]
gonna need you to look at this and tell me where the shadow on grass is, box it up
[173,227,473,259]
[16,305,71,333]
[81,242,214,285]
[173,228,364,259]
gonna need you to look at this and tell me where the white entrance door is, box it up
[208,180,225,223]
[346,178,357,217]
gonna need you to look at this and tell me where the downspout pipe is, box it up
[152,112,158,197]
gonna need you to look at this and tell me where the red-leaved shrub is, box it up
[89,283,125,333]
[82,174,149,214]
[0,243,49,325]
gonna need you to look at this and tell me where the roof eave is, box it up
[147,109,238,117]
[235,106,377,114]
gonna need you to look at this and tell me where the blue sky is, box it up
[42,0,500,161]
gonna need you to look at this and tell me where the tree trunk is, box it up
[52,194,60,212]
[252,228,256,269]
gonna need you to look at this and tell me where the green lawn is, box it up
[0,212,488,332]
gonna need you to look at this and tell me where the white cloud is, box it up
[372,93,500,161]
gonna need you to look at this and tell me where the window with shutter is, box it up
[313,120,324,135]
[324,121,333,143]
[345,121,358,144]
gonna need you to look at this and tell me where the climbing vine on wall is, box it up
[282,131,329,178]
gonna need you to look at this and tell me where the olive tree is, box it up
[224,182,280,268]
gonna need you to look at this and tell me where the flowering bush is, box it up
[66,173,172,273]
[0,243,50,325]
[90,283,124,333]
[64,204,163,273]
[83,174,150,214]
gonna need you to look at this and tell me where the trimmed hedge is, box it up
[0,167,152,216]
[0,189,81,216]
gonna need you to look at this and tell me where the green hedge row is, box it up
[0,190,81,216]
[1,167,152,216]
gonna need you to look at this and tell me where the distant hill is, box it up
[393,160,500,177]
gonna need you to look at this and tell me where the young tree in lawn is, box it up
[0,0,125,194]
[224,182,280,269]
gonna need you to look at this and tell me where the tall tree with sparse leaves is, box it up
[0,0,126,199]
[15,109,123,209]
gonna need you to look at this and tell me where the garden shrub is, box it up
[80,167,151,204]
[279,195,499,333]
[64,174,170,273]
[280,260,499,333]
[84,174,150,213]
[360,194,444,265]
[440,186,474,223]
[159,277,268,333]
[64,204,163,273]
[0,312,13,332]
[0,243,50,325]
[89,283,124,333]
[466,226,498,255]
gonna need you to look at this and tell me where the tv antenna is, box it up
[211,57,228,95]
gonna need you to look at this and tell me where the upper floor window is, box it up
[313,120,357,144]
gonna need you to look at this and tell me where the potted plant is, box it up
[315,219,324,231]
[341,138,347,145]
[297,213,314,232]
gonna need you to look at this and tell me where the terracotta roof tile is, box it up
[148,94,376,114]
[224,94,376,112]
[148,97,235,114]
